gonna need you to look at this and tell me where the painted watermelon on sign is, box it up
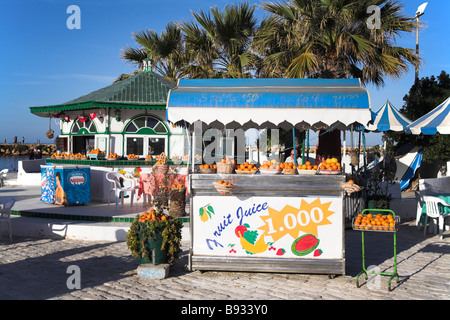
[291,234,320,256]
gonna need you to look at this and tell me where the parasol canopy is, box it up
[166,78,372,131]
[366,100,412,132]
[405,96,450,135]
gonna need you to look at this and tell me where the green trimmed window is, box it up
[124,116,168,134]
[71,119,97,134]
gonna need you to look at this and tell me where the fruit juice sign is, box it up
[193,196,343,259]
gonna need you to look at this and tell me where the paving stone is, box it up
[1,220,449,301]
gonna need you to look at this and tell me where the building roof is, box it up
[30,71,176,117]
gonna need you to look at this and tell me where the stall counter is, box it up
[188,173,346,275]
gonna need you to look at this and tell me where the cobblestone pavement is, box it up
[0,220,449,302]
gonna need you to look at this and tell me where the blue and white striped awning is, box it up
[405,96,450,135]
[166,78,372,130]
[366,100,412,132]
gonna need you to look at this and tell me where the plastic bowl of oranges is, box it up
[259,160,282,175]
[352,211,399,232]
[297,161,318,175]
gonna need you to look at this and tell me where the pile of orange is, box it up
[319,158,341,171]
[127,154,139,160]
[199,163,217,170]
[279,162,295,170]
[297,161,318,171]
[217,179,232,186]
[219,157,235,165]
[237,162,257,172]
[155,154,167,160]
[145,154,153,160]
[89,148,105,155]
[172,183,184,189]
[74,153,87,159]
[107,153,119,159]
[138,209,167,223]
[155,160,166,165]
[259,160,279,170]
[353,213,396,231]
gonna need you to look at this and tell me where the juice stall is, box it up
[166,78,372,276]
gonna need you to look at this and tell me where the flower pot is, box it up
[137,224,168,265]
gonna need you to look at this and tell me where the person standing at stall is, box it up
[285,149,302,165]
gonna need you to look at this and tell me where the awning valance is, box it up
[166,78,372,130]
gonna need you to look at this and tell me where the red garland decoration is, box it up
[89,112,97,120]
[64,115,71,122]
[77,115,88,123]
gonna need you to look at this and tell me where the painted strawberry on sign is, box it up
[313,249,323,257]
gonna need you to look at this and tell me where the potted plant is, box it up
[126,209,182,266]
[126,178,182,266]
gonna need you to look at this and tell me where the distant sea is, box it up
[0,155,48,172]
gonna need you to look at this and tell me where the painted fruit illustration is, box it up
[199,205,214,222]
[235,224,248,237]
[291,234,320,256]
[235,224,268,255]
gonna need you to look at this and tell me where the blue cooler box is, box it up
[55,165,91,205]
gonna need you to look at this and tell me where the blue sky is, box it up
[0,0,449,146]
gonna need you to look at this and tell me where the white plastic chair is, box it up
[106,172,137,211]
[0,198,15,241]
[415,191,425,229]
[422,196,450,239]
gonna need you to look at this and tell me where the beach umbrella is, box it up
[405,96,450,135]
[366,100,412,132]
[366,101,419,191]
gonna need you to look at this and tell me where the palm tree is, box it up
[253,0,420,86]
[179,1,259,78]
[121,23,186,82]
